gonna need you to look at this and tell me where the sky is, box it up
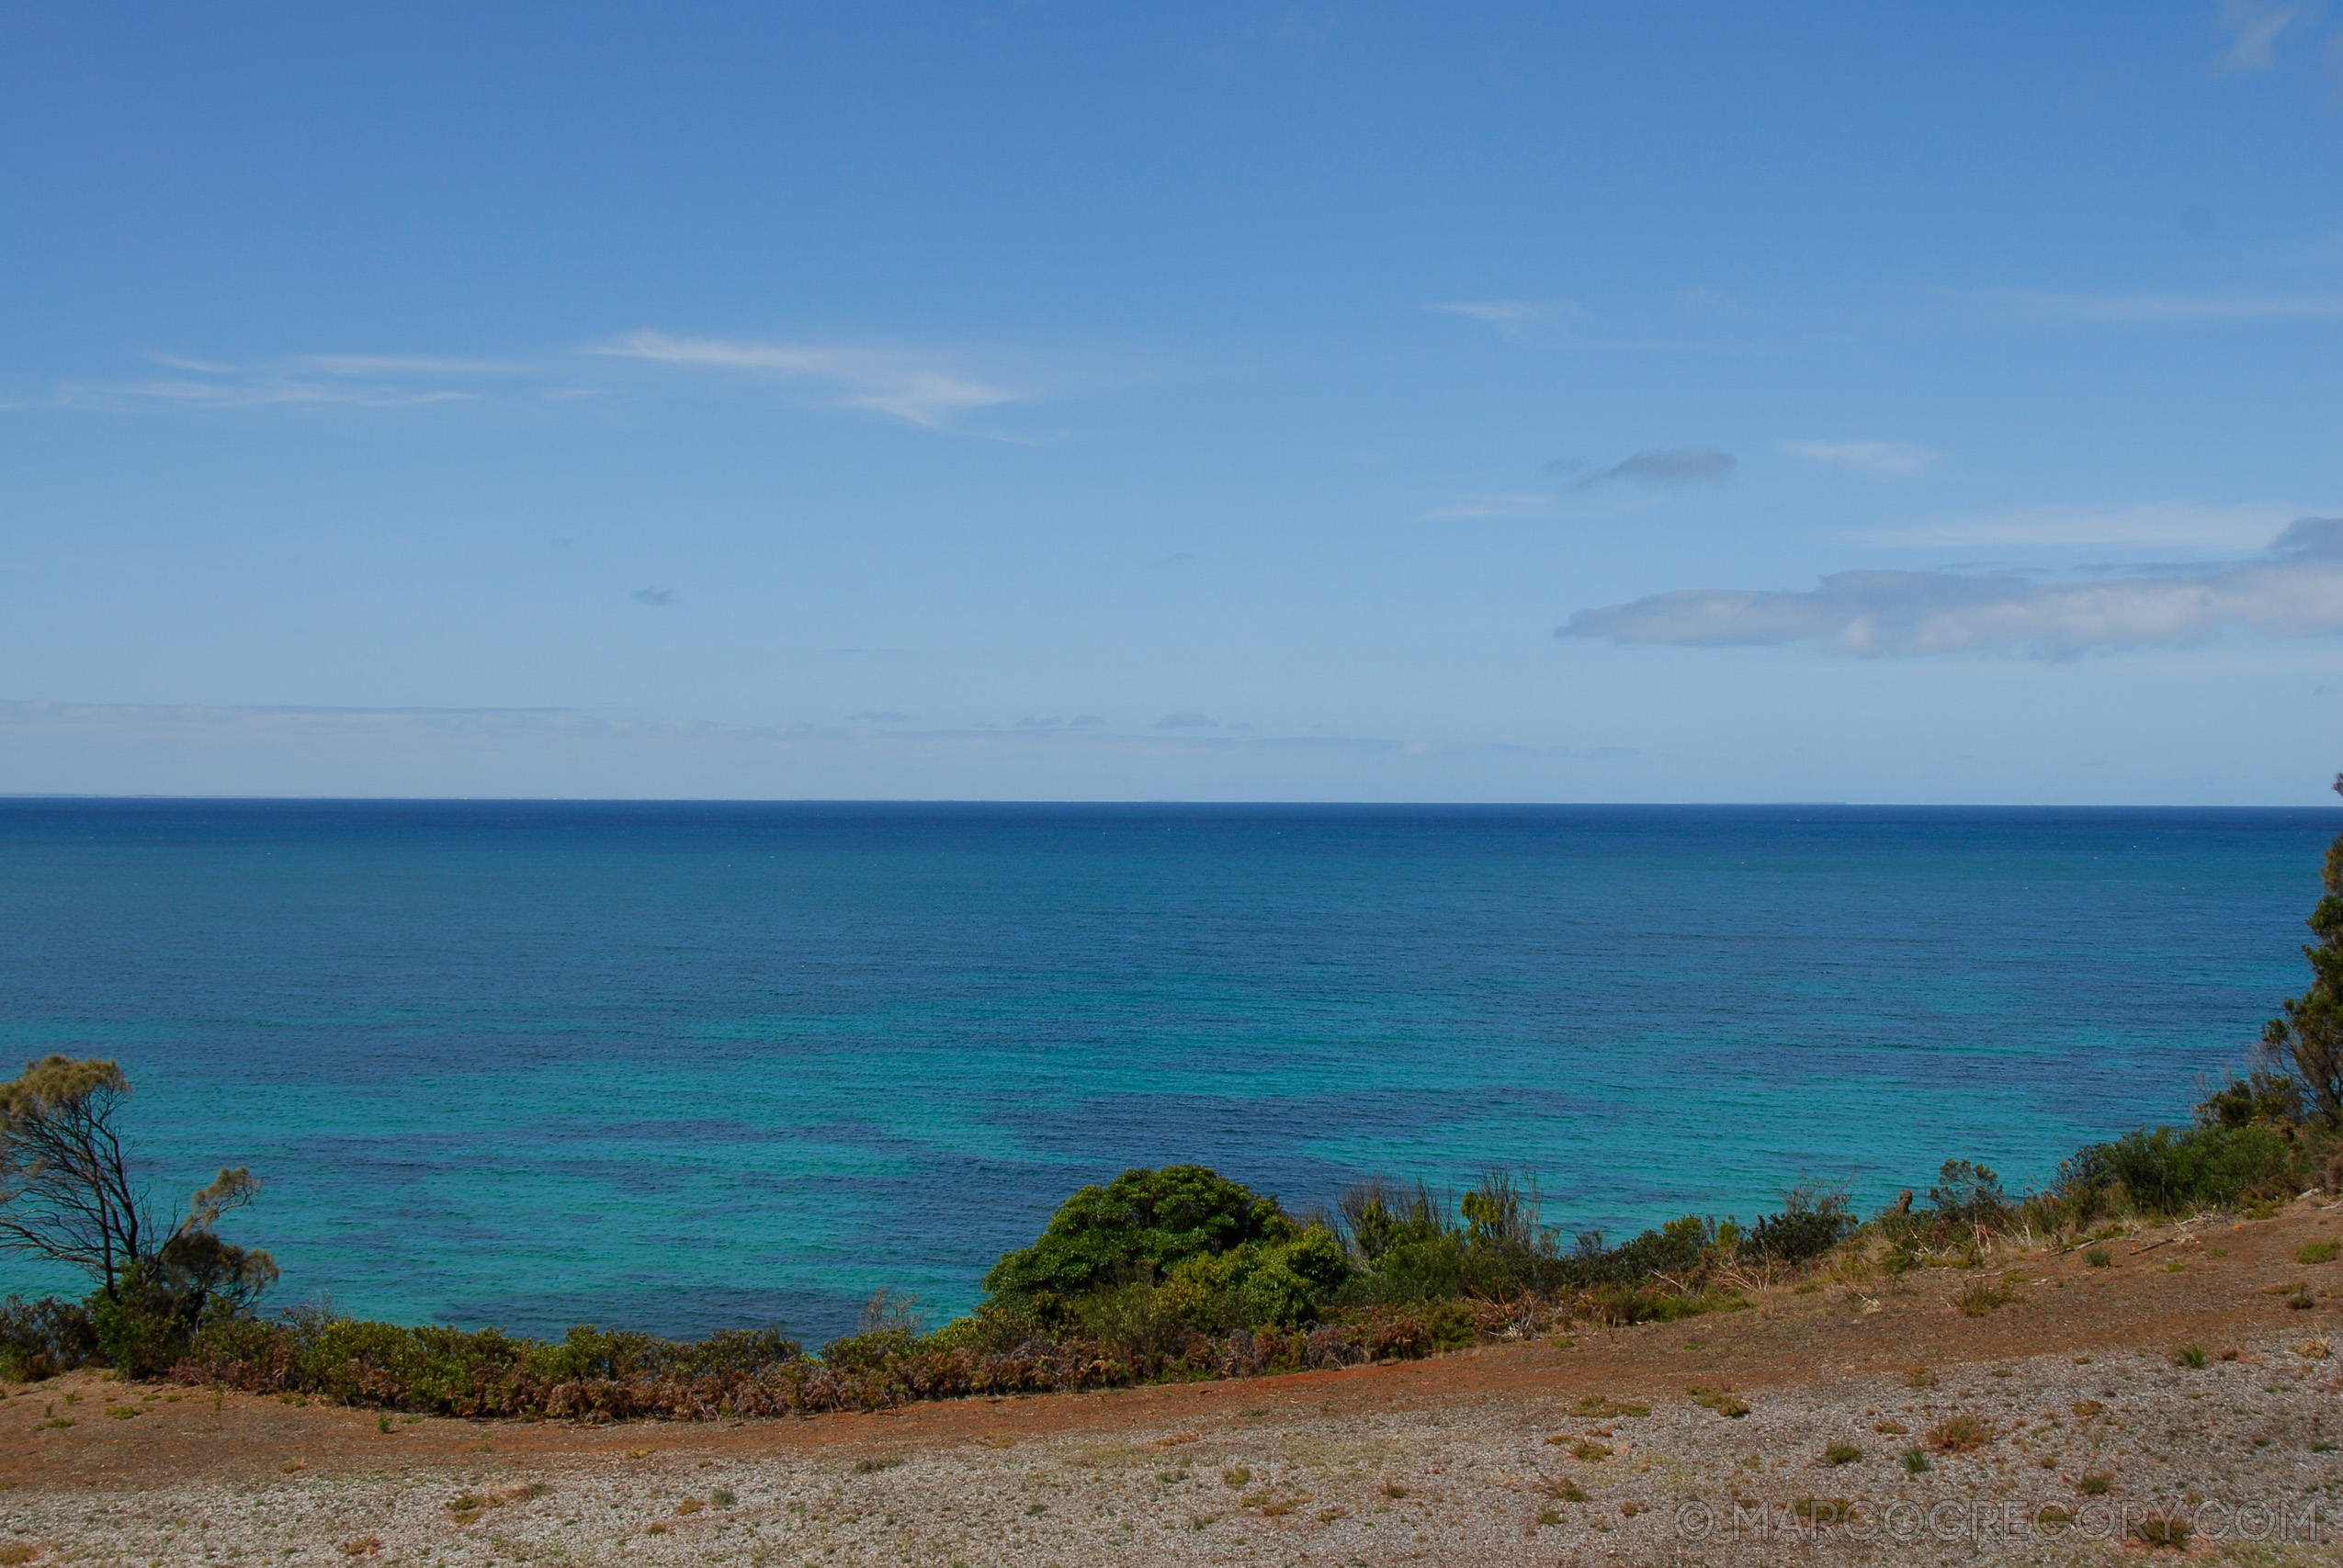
[4,2,2341,803]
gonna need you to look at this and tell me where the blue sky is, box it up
[4,3,2341,801]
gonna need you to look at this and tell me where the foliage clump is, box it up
[2264,773,2343,1127]
[981,1165,1293,1306]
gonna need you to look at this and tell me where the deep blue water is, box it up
[0,800,2332,1344]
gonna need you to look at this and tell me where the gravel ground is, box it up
[9,1337,2341,1566]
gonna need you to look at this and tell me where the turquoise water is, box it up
[0,800,2331,1342]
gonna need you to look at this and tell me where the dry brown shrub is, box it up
[1927,1415,1991,1453]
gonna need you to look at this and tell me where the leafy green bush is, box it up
[1926,1160,2009,1232]
[88,1269,197,1379]
[1744,1183,1853,1264]
[981,1166,1291,1305]
[0,1294,97,1381]
[1339,1177,1444,1260]
[2198,1070,2303,1130]
[2058,1123,2302,1218]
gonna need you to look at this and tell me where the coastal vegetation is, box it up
[3,777,2342,1416]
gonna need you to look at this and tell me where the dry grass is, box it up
[1926,1415,1992,1453]
[1687,1385,1749,1417]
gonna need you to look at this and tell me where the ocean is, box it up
[0,800,2331,1344]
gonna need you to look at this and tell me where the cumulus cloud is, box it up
[1576,448,1735,490]
[1782,439,1941,479]
[1559,516,2343,657]
[2216,0,2300,70]
[595,331,1021,427]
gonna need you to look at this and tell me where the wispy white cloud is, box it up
[290,354,530,377]
[594,331,1023,428]
[1425,299,1568,324]
[1422,299,1579,338]
[63,350,522,411]
[1970,288,2343,322]
[1782,439,1941,479]
[2216,0,2301,71]
[118,378,473,409]
[1843,500,2306,552]
[1421,492,1556,520]
[38,335,1035,428]
[1561,516,2343,657]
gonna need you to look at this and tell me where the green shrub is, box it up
[1339,1177,1445,1261]
[2197,1070,2303,1130]
[1333,1233,1475,1305]
[1927,1160,2010,1232]
[1746,1187,1853,1265]
[87,1266,209,1379]
[1175,1225,1353,1330]
[0,1294,97,1381]
[2059,1123,2303,1219]
[981,1166,1291,1305]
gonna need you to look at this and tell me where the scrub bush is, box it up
[0,1294,97,1381]
[981,1165,1291,1304]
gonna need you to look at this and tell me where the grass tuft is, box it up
[1955,1278,2015,1316]
[1926,1415,1991,1454]
[1688,1385,1749,1417]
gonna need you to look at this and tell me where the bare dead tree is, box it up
[0,1056,147,1297]
[0,1055,266,1302]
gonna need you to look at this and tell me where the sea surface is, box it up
[0,800,2333,1344]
